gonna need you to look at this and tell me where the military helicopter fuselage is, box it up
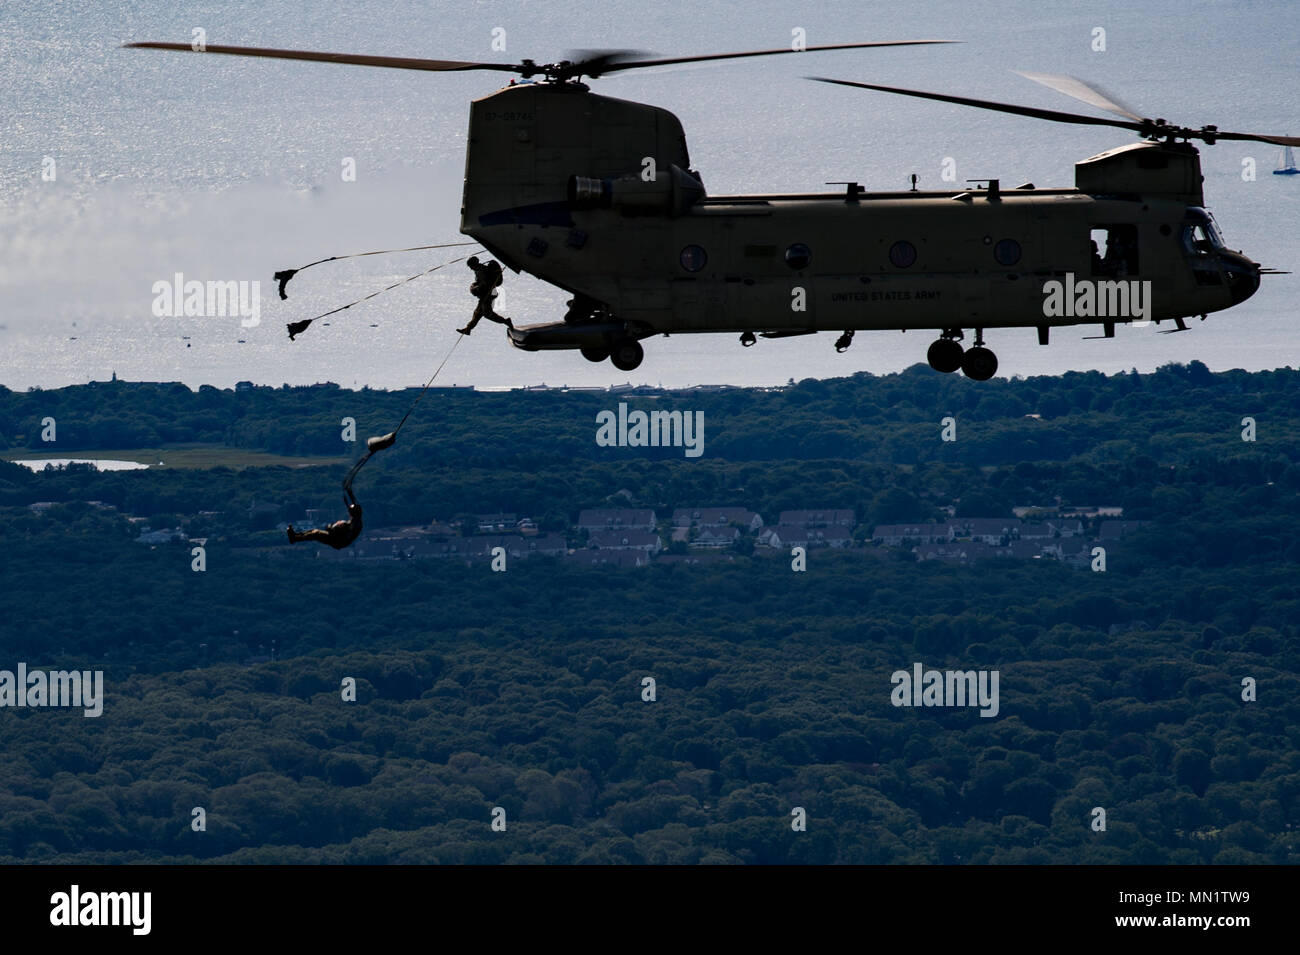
[125,39,1288,380]
[463,80,1261,377]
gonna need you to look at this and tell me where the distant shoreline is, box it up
[1,444,344,470]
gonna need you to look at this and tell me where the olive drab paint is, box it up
[125,39,1275,377]
[462,81,1263,373]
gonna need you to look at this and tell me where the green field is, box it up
[0,443,346,470]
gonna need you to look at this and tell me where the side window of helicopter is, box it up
[680,245,708,272]
[888,240,916,269]
[1090,225,1139,277]
[784,243,812,270]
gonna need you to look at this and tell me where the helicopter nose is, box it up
[1221,253,1261,305]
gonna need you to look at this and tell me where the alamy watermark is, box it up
[890,662,999,717]
[0,663,103,717]
[49,885,150,935]
[1042,272,1151,326]
[596,402,704,458]
[151,272,261,328]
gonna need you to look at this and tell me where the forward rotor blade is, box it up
[564,49,652,77]
[1211,130,1300,146]
[1014,71,1143,122]
[591,40,958,75]
[808,76,1146,133]
[124,42,519,73]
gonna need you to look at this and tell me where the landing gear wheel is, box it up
[961,346,998,381]
[610,337,644,371]
[927,338,964,373]
[580,345,609,363]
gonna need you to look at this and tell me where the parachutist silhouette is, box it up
[287,488,363,549]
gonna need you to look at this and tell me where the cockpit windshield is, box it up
[1183,207,1225,254]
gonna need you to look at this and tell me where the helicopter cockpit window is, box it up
[784,243,812,270]
[1182,208,1224,256]
[1089,224,1139,277]
[1183,223,1213,255]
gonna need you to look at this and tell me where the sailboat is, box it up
[1275,145,1300,175]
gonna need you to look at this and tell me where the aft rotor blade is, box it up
[1014,71,1144,122]
[808,76,1147,133]
[124,42,519,73]
[811,76,1300,146]
[591,40,959,75]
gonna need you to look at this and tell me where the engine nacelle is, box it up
[1075,140,1204,206]
[568,165,706,216]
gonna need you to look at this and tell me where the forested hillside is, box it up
[0,364,1296,863]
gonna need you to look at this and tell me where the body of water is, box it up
[2,0,1297,391]
[11,458,149,471]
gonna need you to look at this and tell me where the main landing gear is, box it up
[926,328,998,381]
[579,335,643,370]
[927,331,963,373]
[561,296,645,370]
[609,336,644,371]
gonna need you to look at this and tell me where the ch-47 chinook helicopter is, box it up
[127,39,1296,380]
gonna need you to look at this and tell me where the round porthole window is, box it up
[889,240,917,268]
[784,243,812,270]
[680,244,707,272]
[994,238,1022,266]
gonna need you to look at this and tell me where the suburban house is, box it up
[578,508,658,533]
[1057,537,1095,567]
[671,507,764,531]
[760,525,806,549]
[691,525,740,548]
[762,524,850,548]
[872,523,952,546]
[778,509,855,529]
[1045,519,1085,537]
[589,530,662,554]
[808,526,853,547]
[992,539,1049,560]
[475,513,517,533]
[951,518,1022,544]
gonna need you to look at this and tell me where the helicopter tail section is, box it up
[460,81,699,316]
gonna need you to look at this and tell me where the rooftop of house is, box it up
[578,508,658,527]
[778,509,855,526]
